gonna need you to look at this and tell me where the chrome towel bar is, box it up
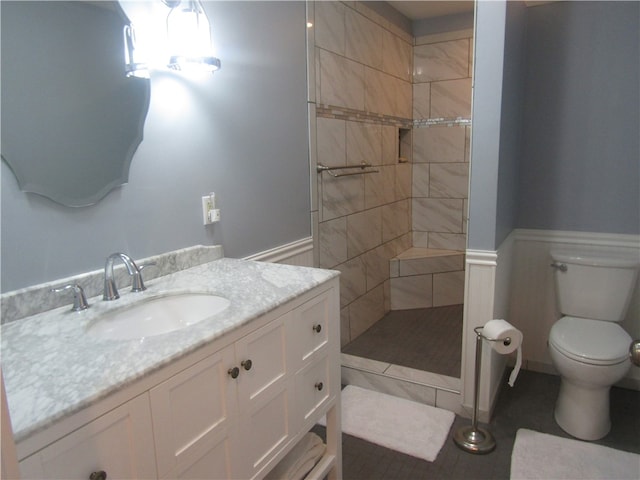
[317,162,379,178]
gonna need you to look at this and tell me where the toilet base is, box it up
[554,378,611,441]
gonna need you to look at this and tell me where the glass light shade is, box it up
[123,24,149,79]
[166,0,220,73]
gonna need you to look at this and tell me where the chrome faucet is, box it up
[103,252,148,300]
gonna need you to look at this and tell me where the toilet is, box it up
[548,247,638,441]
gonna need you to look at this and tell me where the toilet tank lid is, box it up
[550,249,640,268]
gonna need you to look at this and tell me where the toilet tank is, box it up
[551,248,639,322]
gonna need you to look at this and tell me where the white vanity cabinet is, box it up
[18,393,157,479]
[16,280,341,480]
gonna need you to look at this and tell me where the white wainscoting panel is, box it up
[243,237,314,267]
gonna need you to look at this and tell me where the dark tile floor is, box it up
[342,305,463,378]
[314,370,640,479]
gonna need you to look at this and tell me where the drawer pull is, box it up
[315,382,324,391]
[228,367,240,379]
[241,359,253,371]
[89,471,107,480]
[312,324,322,333]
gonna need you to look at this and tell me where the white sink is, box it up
[87,293,230,340]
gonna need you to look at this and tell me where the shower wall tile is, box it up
[381,199,410,243]
[395,163,412,200]
[349,284,385,339]
[433,270,465,306]
[319,217,347,268]
[364,68,395,117]
[340,307,351,347]
[431,78,472,118]
[319,49,365,110]
[413,39,469,83]
[396,77,413,118]
[413,126,466,164]
[347,121,381,166]
[412,163,430,198]
[382,29,412,81]
[365,165,395,209]
[363,242,396,290]
[347,207,382,257]
[465,126,471,162]
[399,254,463,277]
[336,256,367,308]
[317,117,346,167]
[381,125,397,165]
[430,163,469,199]
[321,174,364,221]
[413,83,431,120]
[390,275,433,309]
[315,1,345,55]
[428,233,467,251]
[346,8,383,70]
[413,198,464,233]
[412,231,429,248]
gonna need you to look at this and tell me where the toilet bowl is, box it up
[549,248,638,441]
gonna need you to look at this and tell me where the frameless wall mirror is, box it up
[0,1,151,207]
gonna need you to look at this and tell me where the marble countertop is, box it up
[1,258,338,443]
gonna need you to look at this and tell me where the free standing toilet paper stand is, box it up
[453,326,512,454]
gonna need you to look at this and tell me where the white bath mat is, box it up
[511,429,640,479]
[320,385,454,462]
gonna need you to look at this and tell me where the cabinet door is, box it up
[234,316,293,479]
[19,393,156,480]
[288,292,330,370]
[150,345,238,479]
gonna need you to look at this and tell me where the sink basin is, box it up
[87,293,230,340]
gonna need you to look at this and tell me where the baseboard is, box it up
[243,237,314,267]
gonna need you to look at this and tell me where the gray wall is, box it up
[517,1,639,234]
[1,1,310,292]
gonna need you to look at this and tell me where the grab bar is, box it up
[317,162,379,178]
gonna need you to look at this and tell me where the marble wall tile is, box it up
[399,253,463,276]
[412,198,463,233]
[412,231,429,248]
[412,125,466,163]
[389,259,399,278]
[381,125,397,165]
[413,83,431,120]
[390,274,433,309]
[341,306,351,347]
[395,163,412,200]
[430,163,469,199]
[413,39,469,83]
[395,76,413,118]
[321,174,364,221]
[364,67,394,116]
[381,199,410,243]
[336,256,367,308]
[347,207,382,257]
[346,121,381,166]
[428,233,467,251]
[315,1,345,55]
[382,29,412,81]
[346,8,383,70]
[363,242,395,290]
[433,270,465,306]
[349,284,385,338]
[465,126,471,162]
[365,165,395,209]
[319,217,347,268]
[431,78,472,119]
[319,49,365,110]
[412,163,430,198]
[317,117,346,167]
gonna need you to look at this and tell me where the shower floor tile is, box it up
[342,305,463,378]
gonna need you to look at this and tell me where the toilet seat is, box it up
[549,316,632,365]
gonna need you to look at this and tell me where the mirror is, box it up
[1,1,150,207]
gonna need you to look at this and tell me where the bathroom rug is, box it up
[510,428,640,479]
[318,385,454,462]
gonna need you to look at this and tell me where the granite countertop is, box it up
[1,257,338,443]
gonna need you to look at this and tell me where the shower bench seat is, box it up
[389,247,465,310]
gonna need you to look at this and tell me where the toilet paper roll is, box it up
[483,319,523,387]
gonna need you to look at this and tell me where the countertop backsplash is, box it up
[0,245,224,324]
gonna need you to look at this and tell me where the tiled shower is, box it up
[312,2,473,369]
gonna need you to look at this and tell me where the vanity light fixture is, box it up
[123,23,150,79]
[163,0,221,73]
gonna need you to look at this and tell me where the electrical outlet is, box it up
[202,193,219,225]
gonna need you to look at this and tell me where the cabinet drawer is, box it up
[295,355,330,425]
[19,394,156,480]
[289,292,330,369]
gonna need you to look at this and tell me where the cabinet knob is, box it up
[315,382,324,391]
[241,359,253,371]
[228,366,240,379]
[312,324,322,333]
[89,471,107,480]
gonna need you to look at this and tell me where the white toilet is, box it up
[548,247,638,441]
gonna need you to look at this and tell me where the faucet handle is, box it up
[131,261,157,292]
[51,284,90,312]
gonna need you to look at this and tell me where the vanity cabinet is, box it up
[18,393,157,479]
[16,282,341,480]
